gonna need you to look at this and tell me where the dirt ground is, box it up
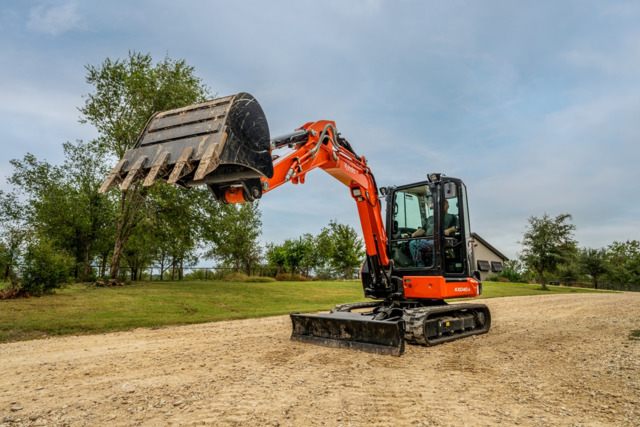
[1,293,639,426]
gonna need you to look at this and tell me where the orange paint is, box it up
[223,187,246,204]
[402,276,480,299]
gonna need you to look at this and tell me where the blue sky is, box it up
[1,1,639,260]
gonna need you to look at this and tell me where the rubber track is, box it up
[331,302,491,347]
[331,303,439,345]
[402,307,431,345]
[403,304,491,346]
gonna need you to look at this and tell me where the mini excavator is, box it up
[100,92,491,356]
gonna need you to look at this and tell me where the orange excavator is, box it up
[100,92,490,356]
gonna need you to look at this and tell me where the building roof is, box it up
[471,232,510,261]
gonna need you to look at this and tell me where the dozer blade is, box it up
[290,312,405,356]
[99,92,273,199]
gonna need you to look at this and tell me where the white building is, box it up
[472,232,509,281]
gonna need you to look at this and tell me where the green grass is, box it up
[0,279,612,343]
[479,281,611,298]
[630,330,640,341]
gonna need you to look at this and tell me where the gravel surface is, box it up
[1,292,639,426]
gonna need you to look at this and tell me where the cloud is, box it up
[563,33,640,76]
[26,3,86,35]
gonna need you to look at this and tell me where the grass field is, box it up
[0,279,609,343]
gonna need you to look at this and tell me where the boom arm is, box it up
[98,94,391,289]
[222,120,390,268]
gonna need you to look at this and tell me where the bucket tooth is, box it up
[143,151,170,187]
[167,147,195,184]
[99,159,128,194]
[193,133,226,181]
[120,156,148,191]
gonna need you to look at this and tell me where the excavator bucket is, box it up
[99,92,273,200]
[290,312,405,356]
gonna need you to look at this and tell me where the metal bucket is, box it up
[99,92,273,200]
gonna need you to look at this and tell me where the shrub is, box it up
[221,272,250,282]
[314,268,336,281]
[275,273,309,282]
[0,284,24,300]
[19,240,73,296]
[219,272,276,283]
[116,275,131,285]
[245,276,276,283]
[84,271,99,283]
[183,269,208,280]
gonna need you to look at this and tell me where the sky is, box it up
[1,0,639,260]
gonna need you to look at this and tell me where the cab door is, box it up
[442,179,473,277]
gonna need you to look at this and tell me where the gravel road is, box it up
[1,292,639,426]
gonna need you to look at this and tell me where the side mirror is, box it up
[444,182,457,199]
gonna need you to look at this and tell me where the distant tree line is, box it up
[265,220,365,281]
[5,52,633,298]
[0,52,365,298]
[489,213,640,292]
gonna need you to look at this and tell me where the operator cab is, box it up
[387,175,474,280]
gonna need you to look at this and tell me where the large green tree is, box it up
[282,236,315,278]
[147,183,205,280]
[79,51,210,278]
[317,220,365,279]
[578,247,609,289]
[202,202,263,275]
[519,213,577,290]
[606,240,640,291]
[2,141,115,281]
[266,242,288,276]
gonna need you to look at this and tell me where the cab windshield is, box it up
[393,185,433,237]
[390,184,434,268]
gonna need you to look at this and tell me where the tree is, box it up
[297,233,319,277]
[282,237,314,278]
[578,247,609,289]
[2,141,115,282]
[79,51,210,279]
[500,259,529,283]
[122,219,157,280]
[202,202,263,275]
[60,141,117,280]
[146,183,204,280]
[606,240,640,291]
[19,239,74,297]
[519,213,576,290]
[0,226,23,283]
[266,243,288,276]
[317,220,365,279]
